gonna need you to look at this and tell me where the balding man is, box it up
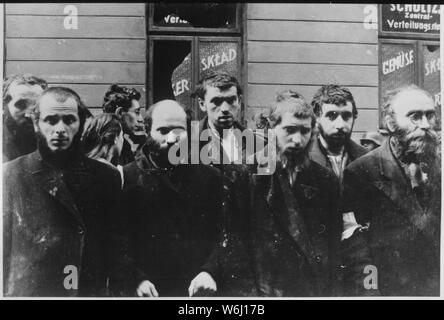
[342,85,441,296]
[122,100,232,297]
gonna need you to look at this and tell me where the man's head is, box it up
[143,100,188,167]
[383,85,438,164]
[102,84,143,135]
[3,74,48,125]
[267,95,316,166]
[311,85,358,151]
[193,73,242,131]
[33,87,90,153]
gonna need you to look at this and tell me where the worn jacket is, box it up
[342,139,441,296]
[122,145,229,297]
[3,150,123,297]
[309,135,367,170]
[243,159,343,296]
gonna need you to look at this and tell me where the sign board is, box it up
[380,4,440,36]
[422,44,441,127]
[379,41,417,127]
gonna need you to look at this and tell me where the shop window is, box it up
[147,4,243,121]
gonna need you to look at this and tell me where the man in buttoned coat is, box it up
[239,95,343,296]
[341,85,441,296]
[3,87,124,297]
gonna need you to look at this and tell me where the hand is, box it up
[188,272,217,297]
[136,280,159,297]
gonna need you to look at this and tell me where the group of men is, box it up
[2,71,441,297]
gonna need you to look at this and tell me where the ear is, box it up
[385,115,395,133]
[115,107,124,117]
[198,98,206,112]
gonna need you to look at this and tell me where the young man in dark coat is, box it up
[122,99,244,297]
[341,85,441,296]
[192,72,266,167]
[309,85,367,188]
[3,87,124,297]
[239,95,343,296]
[2,74,48,162]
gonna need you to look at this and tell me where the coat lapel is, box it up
[29,152,86,230]
[264,167,316,263]
[372,140,428,233]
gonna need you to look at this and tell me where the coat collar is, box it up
[28,150,91,230]
[372,138,436,233]
[309,134,367,167]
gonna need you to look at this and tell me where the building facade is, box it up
[2,3,441,141]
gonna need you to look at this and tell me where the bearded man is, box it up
[3,87,123,296]
[341,85,441,296]
[122,100,232,297]
[240,94,343,296]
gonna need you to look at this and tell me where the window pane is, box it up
[153,40,193,114]
[153,3,237,29]
[423,44,441,128]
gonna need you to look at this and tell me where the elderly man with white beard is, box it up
[341,85,441,296]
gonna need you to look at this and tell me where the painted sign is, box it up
[381,4,440,35]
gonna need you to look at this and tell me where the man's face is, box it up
[36,94,80,152]
[149,103,187,158]
[122,99,144,135]
[275,112,313,162]
[389,90,438,161]
[317,102,354,149]
[7,82,44,125]
[199,85,240,131]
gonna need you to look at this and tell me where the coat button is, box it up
[315,255,322,263]
[78,228,85,235]
[318,224,326,234]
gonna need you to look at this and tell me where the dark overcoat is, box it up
[3,151,123,297]
[341,139,441,296]
[122,146,229,297]
[245,160,343,296]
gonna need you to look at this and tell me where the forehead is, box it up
[39,94,78,115]
[391,90,435,114]
[151,103,186,126]
[130,99,141,110]
[279,112,312,128]
[321,102,353,113]
[9,83,44,97]
[205,85,238,99]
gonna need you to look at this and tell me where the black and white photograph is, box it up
[0,2,442,305]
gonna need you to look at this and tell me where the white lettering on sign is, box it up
[391,4,440,14]
[164,14,189,25]
[382,50,414,75]
[172,79,190,97]
[425,58,441,76]
[434,93,441,107]
[63,5,78,30]
[201,49,237,71]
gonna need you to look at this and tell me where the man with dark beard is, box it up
[309,85,367,188]
[2,74,48,162]
[122,100,230,297]
[3,87,123,296]
[341,85,441,296]
[240,95,343,296]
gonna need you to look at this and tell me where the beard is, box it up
[392,122,439,167]
[145,134,177,169]
[318,125,351,151]
[278,144,310,171]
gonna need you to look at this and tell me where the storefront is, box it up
[2,3,441,140]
